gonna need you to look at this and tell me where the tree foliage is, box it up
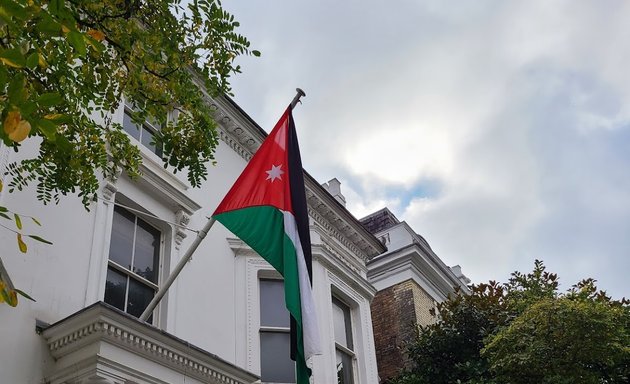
[393,260,630,384]
[0,0,257,307]
[0,0,258,206]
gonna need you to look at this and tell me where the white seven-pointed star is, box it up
[265,164,284,182]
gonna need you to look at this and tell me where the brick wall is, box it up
[371,279,437,382]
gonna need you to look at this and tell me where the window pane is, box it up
[260,279,290,327]
[261,332,295,383]
[141,125,163,157]
[122,110,141,140]
[133,218,160,283]
[333,298,353,349]
[105,267,127,311]
[127,278,155,318]
[109,207,135,270]
[336,349,354,384]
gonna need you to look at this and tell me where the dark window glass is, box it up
[127,277,155,318]
[133,219,160,283]
[336,349,354,384]
[122,109,162,156]
[105,267,127,311]
[109,207,135,269]
[260,279,290,327]
[260,332,295,383]
[141,125,162,157]
[122,111,141,140]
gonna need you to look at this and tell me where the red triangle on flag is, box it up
[213,108,294,215]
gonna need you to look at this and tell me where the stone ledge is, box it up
[42,302,258,384]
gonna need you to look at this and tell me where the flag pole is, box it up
[139,88,306,323]
[139,217,216,321]
[290,88,306,109]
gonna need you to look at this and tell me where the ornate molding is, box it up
[210,99,260,161]
[308,203,369,263]
[174,210,190,249]
[43,303,259,384]
[101,164,122,201]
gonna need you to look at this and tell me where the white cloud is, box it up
[226,0,630,298]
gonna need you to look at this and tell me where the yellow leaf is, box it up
[38,52,47,68]
[8,290,18,306]
[4,110,20,133]
[17,233,27,253]
[0,178,3,192]
[0,57,23,68]
[10,120,31,142]
[44,114,63,120]
[4,110,31,142]
[61,25,70,34]
[87,29,105,42]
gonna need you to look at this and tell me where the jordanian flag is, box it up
[213,106,321,383]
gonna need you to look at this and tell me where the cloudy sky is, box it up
[223,0,630,299]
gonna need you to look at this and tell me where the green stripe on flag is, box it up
[214,206,310,383]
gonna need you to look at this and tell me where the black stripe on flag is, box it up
[287,108,313,361]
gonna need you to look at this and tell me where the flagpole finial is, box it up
[290,88,306,109]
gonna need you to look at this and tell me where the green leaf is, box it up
[0,206,8,212]
[31,217,41,226]
[0,48,26,68]
[0,64,8,89]
[14,288,36,302]
[67,31,86,57]
[0,0,28,23]
[252,50,261,57]
[19,101,37,117]
[26,51,39,69]
[17,233,27,253]
[7,73,26,103]
[0,212,10,220]
[14,213,22,229]
[35,119,58,141]
[27,235,52,245]
[48,0,66,17]
[35,13,62,35]
[37,93,63,107]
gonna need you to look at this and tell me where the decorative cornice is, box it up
[367,243,470,301]
[42,303,258,384]
[134,152,202,215]
[210,97,263,161]
[316,245,377,300]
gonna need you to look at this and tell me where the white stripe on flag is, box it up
[283,211,322,359]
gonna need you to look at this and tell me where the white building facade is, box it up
[0,95,385,384]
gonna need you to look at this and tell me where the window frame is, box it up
[105,205,163,322]
[258,277,296,384]
[332,295,356,384]
[122,105,163,157]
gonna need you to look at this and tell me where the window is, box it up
[259,279,295,383]
[122,107,163,157]
[105,206,160,321]
[333,297,354,384]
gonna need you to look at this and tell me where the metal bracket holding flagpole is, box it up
[139,88,306,323]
